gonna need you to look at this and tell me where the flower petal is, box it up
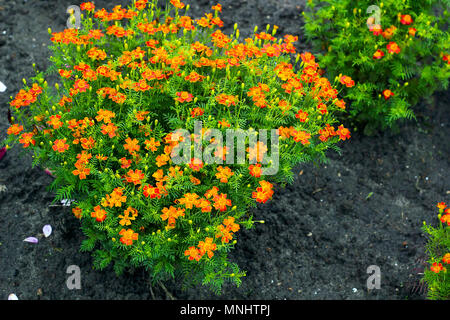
[23,237,38,244]
[0,81,6,93]
[0,147,6,161]
[61,199,73,206]
[43,225,52,238]
[8,294,18,300]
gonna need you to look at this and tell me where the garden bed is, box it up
[0,0,449,300]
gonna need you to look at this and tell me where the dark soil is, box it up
[0,0,449,300]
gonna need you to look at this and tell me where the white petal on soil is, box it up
[0,81,6,92]
[8,294,18,300]
[61,199,73,206]
[23,237,38,243]
[43,225,52,238]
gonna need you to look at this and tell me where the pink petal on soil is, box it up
[43,225,52,238]
[0,147,6,161]
[23,237,38,244]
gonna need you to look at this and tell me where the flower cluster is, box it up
[304,0,450,132]
[422,202,450,300]
[3,0,350,293]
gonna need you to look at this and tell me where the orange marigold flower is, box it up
[101,122,118,138]
[437,202,447,210]
[125,169,145,185]
[96,109,116,123]
[124,137,140,155]
[102,187,127,208]
[185,71,205,82]
[430,262,445,273]
[373,49,385,60]
[408,28,417,36]
[247,141,268,163]
[252,180,274,203]
[177,193,200,209]
[7,124,24,136]
[223,216,240,233]
[198,237,217,259]
[87,47,107,60]
[72,164,90,180]
[72,207,83,219]
[205,186,219,199]
[211,29,231,48]
[175,91,193,103]
[135,110,149,121]
[190,175,201,186]
[295,110,309,122]
[19,132,35,148]
[195,198,212,212]
[216,166,234,183]
[216,224,233,243]
[185,246,202,261]
[143,185,161,199]
[74,79,90,93]
[400,14,413,25]
[91,205,107,222]
[212,3,222,11]
[387,42,401,54]
[59,69,72,78]
[442,253,450,264]
[118,207,138,226]
[80,2,95,12]
[291,130,311,145]
[170,0,185,9]
[339,75,355,88]
[135,0,148,11]
[249,163,262,178]
[52,139,69,153]
[144,138,160,152]
[191,107,204,118]
[76,151,92,165]
[156,154,170,167]
[161,206,185,229]
[382,25,397,39]
[440,214,450,226]
[370,24,383,36]
[336,125,351,141]
[189,158,203,171]
[216,93,238,107]
[383,89,394,101]
[119,157,132,169]
[80,136,96,150]
[443,54,450,65]
[47,115,63,129]
[212,193,232,212]
[119,228,139,246]
[218,119,231,128]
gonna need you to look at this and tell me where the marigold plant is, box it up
[422,202,450,300]
[304,0,450,132]
[2,0,350,293]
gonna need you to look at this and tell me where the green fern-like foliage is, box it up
[304,0,450,131]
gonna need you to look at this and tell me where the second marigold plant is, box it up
[304,0,450,132]
[3,0,351,293]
